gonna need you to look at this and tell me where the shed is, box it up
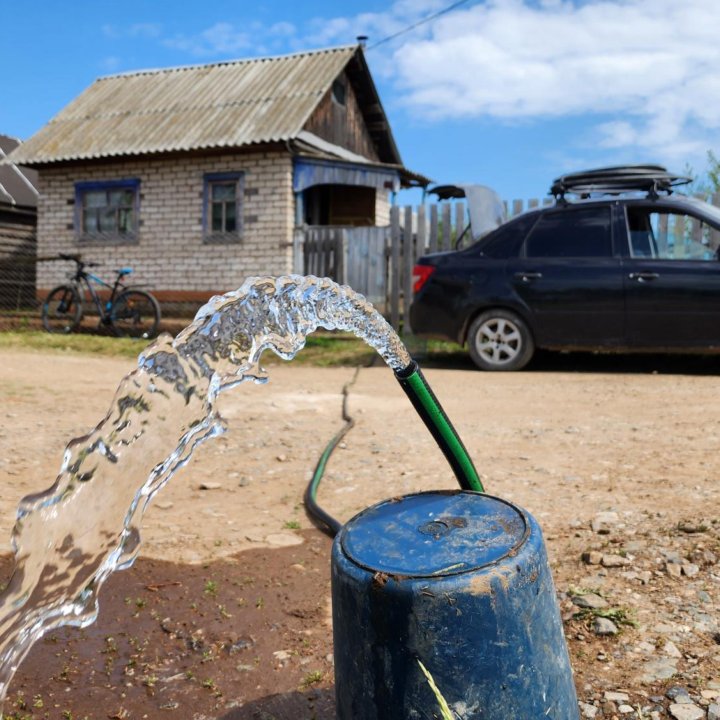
[0,135,38,310]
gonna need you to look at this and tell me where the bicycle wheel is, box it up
[110,289,161,339]
[41,285,82,334]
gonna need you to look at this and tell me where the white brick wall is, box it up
[37,151,295,293]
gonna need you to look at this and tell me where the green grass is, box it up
[0,330,151,359]
[0,328,468,368]
[573,605,639,629]
[417,659,455,719]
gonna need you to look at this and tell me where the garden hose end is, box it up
[394,362,484,493]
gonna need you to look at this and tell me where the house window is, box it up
[332,79,346,107]
[75,179,140,242]
[204,172,244,243]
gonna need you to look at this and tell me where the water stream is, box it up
[0,275,412,711]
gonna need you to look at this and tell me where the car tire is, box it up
[467,309,535,371]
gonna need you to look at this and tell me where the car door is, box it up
[623,203,720,347]
[506,205,624,347]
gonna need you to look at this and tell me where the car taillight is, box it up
[412,265,436,294]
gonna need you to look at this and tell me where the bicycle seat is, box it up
[117,267,133,276]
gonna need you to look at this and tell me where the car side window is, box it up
[627,207,720,261]
[523,207,612,258]
[477,214,537,259]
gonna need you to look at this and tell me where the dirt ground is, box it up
[2,347,720,718]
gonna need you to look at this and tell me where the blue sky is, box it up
[3,0,720,202]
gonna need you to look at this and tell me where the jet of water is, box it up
[0,275,411,710]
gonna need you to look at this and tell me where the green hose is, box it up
[304,361,483,537]
[394,361,484,493]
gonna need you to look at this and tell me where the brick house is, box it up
[8,45,424,307]
[0,135,38,309]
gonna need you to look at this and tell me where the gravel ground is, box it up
[1,347,720,718]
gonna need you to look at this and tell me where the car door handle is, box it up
[628,272,659,282]
[514,272,543,283]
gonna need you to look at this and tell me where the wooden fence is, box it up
[293,226,388,311]
[296,203,473,325]
[298,193,720,330]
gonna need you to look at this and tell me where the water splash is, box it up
[0,275,411,709]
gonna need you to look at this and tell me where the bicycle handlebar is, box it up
[57,253,100,269]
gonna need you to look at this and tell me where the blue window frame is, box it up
[74,179,140,242]
[203,172,244,242]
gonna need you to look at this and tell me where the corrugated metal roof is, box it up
[10,46,361,166]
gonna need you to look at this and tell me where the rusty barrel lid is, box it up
[339,490,529,578]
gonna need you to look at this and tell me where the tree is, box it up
[706,150,720,193]
[684,151,720,197]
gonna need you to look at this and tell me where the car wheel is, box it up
[467,310,535,371]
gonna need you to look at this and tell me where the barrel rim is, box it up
[336,490,532,579]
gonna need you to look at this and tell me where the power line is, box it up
[367,0,474,50]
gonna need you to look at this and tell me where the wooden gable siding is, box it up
[0,208,37,309]
[302,71,380,162]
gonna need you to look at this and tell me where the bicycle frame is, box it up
[69,262,131,322]
[43,255,160,338]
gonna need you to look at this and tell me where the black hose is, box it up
[303,361,483,537]
[303,368,359,538]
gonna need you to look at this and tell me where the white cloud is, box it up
[114,0,720,165]
[313,0,720,161]
[164,22,254,56]
[268,21,296,38]
[129,23,162,39]
[100,56,122,73]
[101,23,162,40]
[395,0,719,115]
[162,19,299,57]
[305,1,444,50]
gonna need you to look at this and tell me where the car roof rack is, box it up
[551,165,691,201]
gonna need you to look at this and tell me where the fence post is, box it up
[455,202,465,244]
[310,230,320,276]
[429,205,439,254]
[337,229,348,286]
[416,205,427,260]
[712,193,720,252]
[292,228,305,274]
[442,204,452,251]
[390,206,401,331]
[403,206,414,328]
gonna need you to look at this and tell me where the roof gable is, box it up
[9,46,401,168]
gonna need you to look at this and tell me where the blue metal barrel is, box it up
[331,491,579,719]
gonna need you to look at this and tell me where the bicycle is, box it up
[41,254,161,339]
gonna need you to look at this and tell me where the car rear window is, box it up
[524,206,612,258]
[476,214,537,259]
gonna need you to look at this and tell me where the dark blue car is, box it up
[410,166,720,370]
